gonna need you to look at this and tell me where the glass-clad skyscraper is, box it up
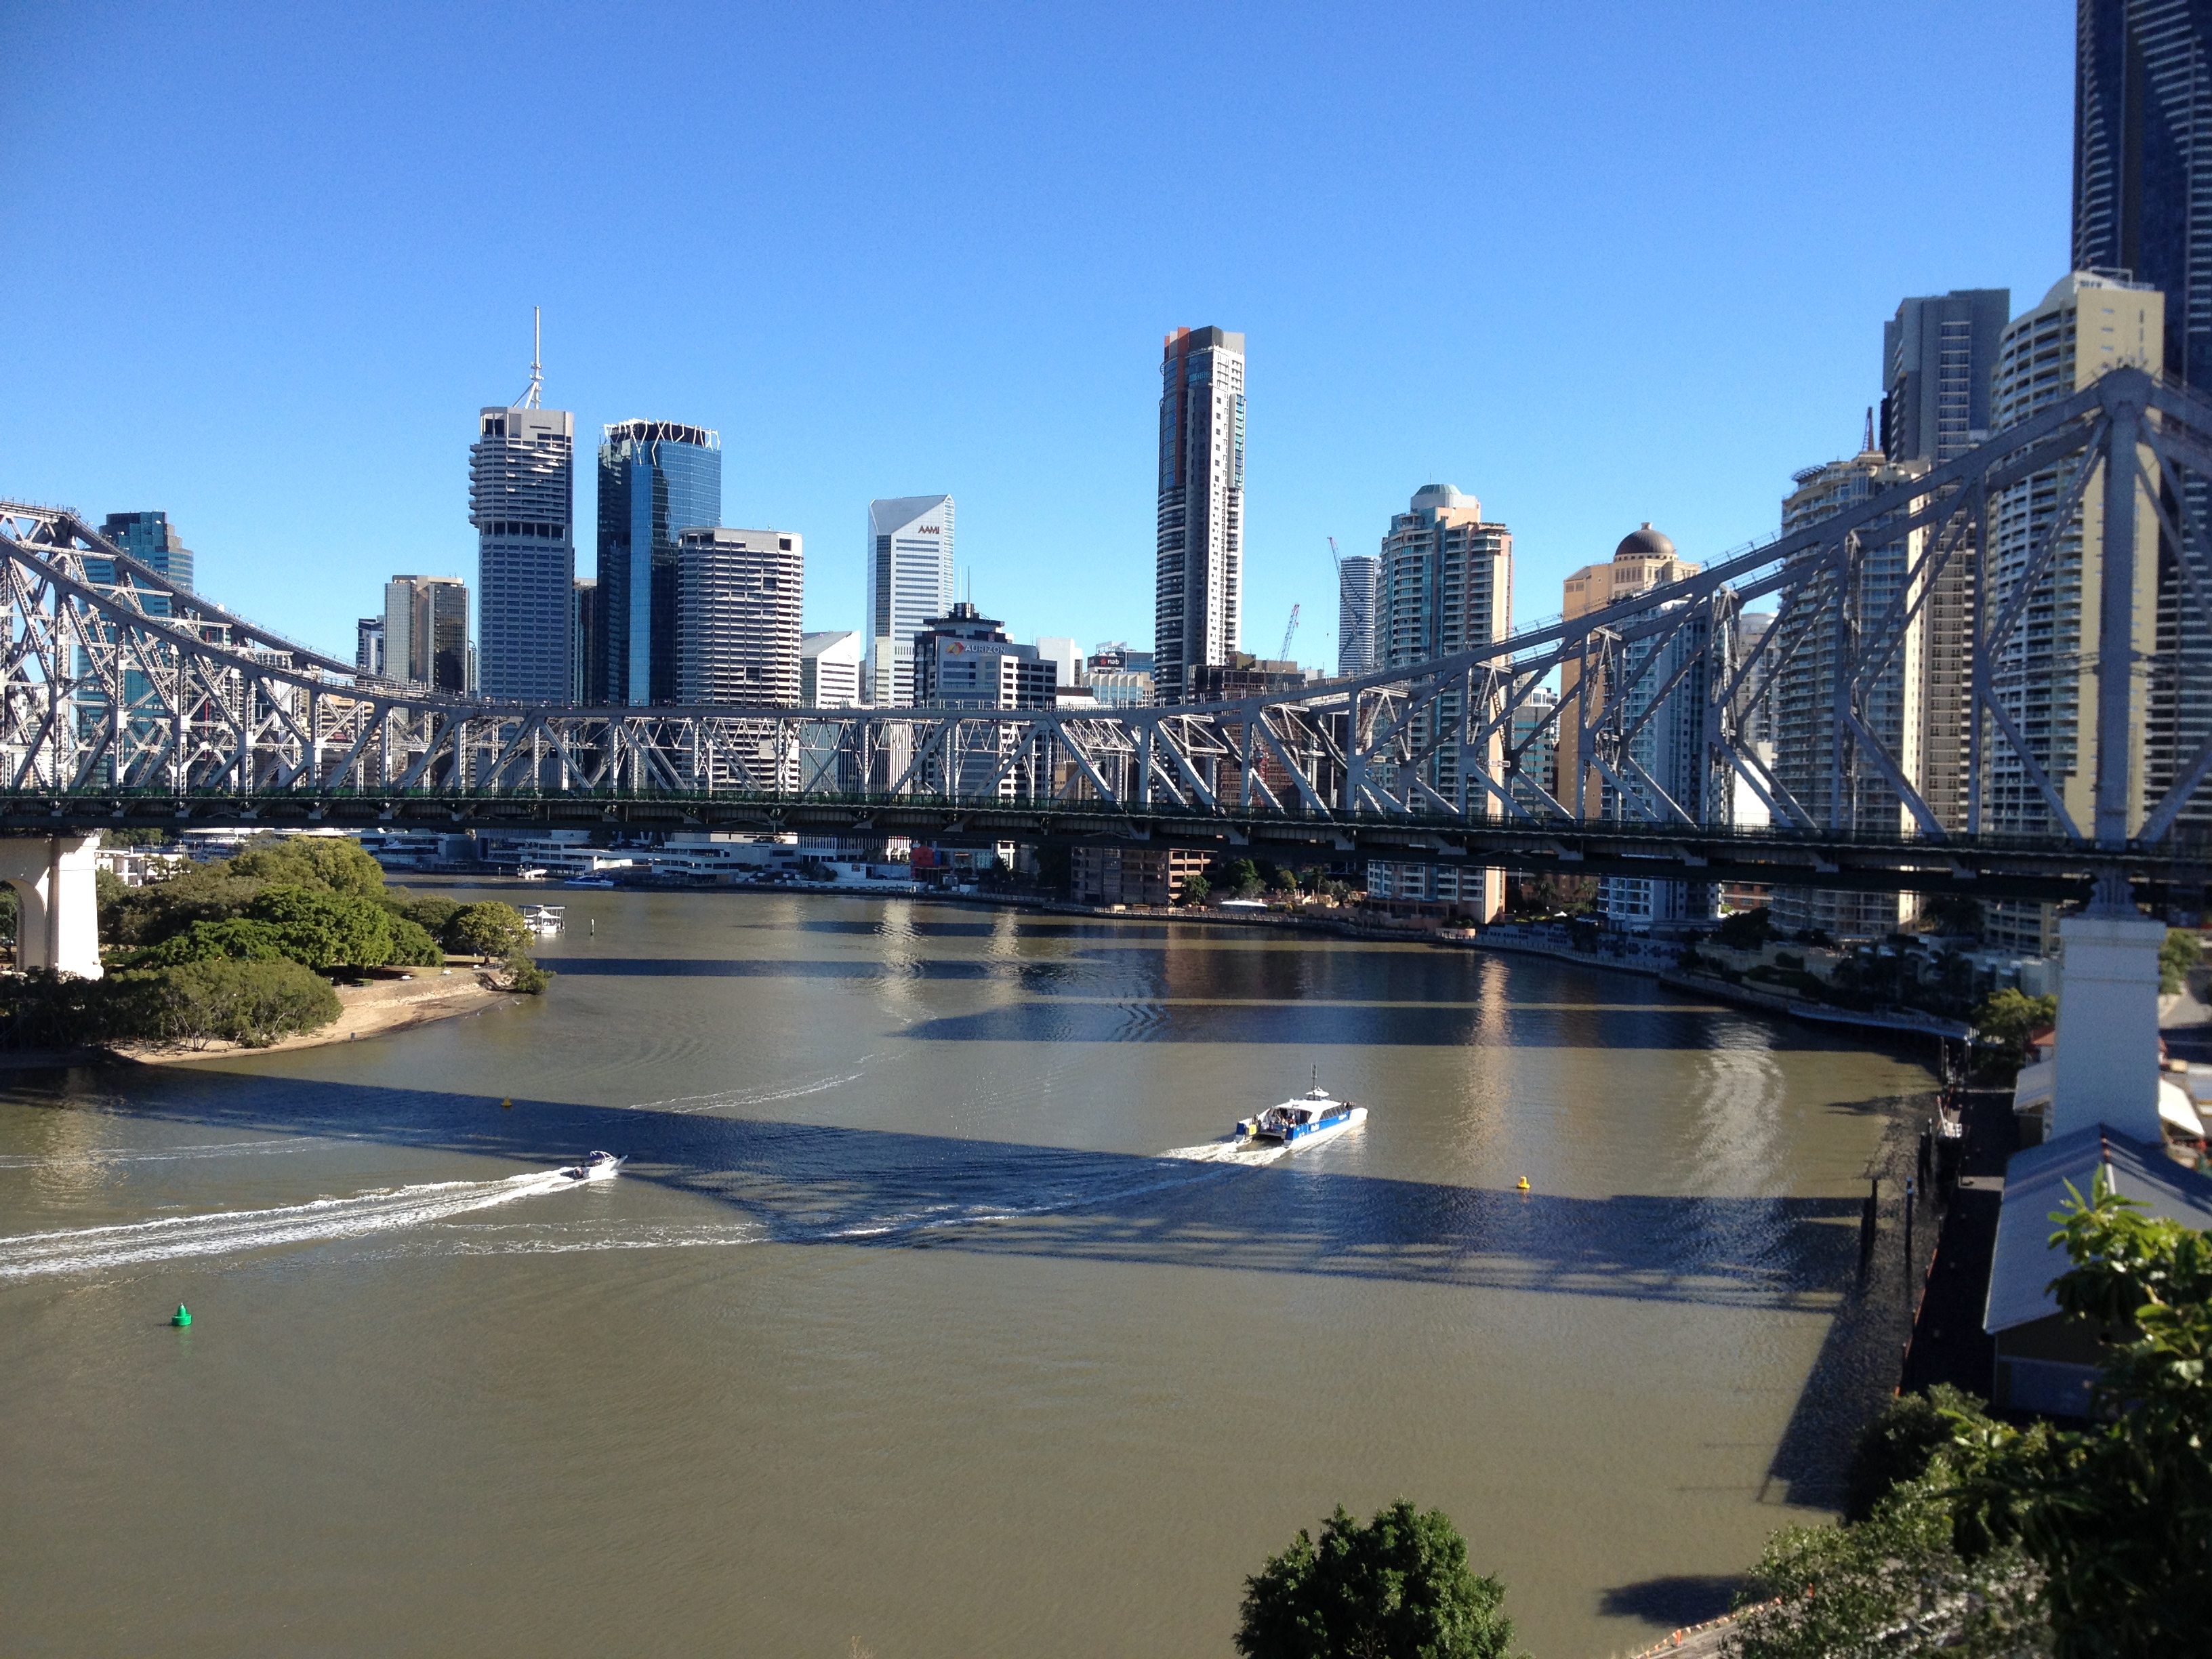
[596,420,722,705]
[96,512,195,617]
[1155,326,1245,703]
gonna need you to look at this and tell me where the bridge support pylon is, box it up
[0,834,104,979]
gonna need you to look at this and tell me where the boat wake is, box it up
[1155,1137,1290,1167]
[0,1168,592,1281]
[0,1137,310,1170]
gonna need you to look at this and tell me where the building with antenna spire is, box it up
[472,308,576,701]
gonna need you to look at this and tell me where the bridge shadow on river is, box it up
[3,1054,1904,1505]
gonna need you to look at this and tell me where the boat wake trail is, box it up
[0,1170,588,1281]
[0,1138,310,1170]
[1155,1138,1289,1167]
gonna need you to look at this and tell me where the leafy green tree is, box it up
[1181,874,1211,906]
[130,917,289,967]
[227,834,388,896]
[382,890,462,941]
[1274,868,1301,895]
[447,900,529,959]
[1716,907,1776,949]
[1234,1500,1517,1659]
[1842,1384,1992,1524]
[505,954,552,994]
[1946,1177,2212,1656]
[96,826,170,848]
[1973,988,2058,1069]
[246,885,397,970]
[0,967,112,1048]
[2159,928,2203,996]
[1921,893,1986,939]
[385,916,445,967]
[113,958,342,1049]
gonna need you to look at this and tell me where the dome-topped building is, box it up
[1614,522,1676,562]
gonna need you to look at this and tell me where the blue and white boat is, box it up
[1235,1079,1368,1149]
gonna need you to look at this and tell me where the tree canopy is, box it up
[1235,1500,1517,1659]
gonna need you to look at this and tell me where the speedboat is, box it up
[1235,1082,1368,1149]
[557,1151,623,1181]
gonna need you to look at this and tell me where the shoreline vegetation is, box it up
[0,834,549,1060]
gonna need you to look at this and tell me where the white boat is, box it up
[563,876,617,888]
[516,865,550,881]
[1235,1079,1368,1149]
[520,903,566,935]
[557,1151,623,1181]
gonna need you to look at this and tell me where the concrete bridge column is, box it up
[0,834,104,980]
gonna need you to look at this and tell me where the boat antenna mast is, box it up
[512,306,544,409]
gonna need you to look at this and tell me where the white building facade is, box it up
[865,495,954,707]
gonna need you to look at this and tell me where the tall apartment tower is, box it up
[1556,527,1700,814]
[1597,601,1718,930]
[470,323,575,703]
[1336,552,1379,677]
[96,512,194,616]
[384,575,470,693]
[674,528,804,707]
[864,495,954,705]
[1984,272,2167,951]
[596,420,722,705]
[1154,326,1246,703]
[1881,289,2011,833]
[355,617,385,676]
[1362,485,1512,920]
[1770,448,1931,940]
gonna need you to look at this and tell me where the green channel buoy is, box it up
[171,1304,191,1327]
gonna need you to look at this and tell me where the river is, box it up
[0,888,1933,1657]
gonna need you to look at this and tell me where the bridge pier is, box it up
[0,834,103,979]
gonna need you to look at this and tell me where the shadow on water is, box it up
[1597,1574,1746,1626]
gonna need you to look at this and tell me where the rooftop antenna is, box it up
[512,306,544,409]
[1863,405,1875,454]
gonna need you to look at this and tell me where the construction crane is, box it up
[1279,602,1300,661]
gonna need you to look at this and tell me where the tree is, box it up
[1716,907,1776,949]
[1946,1176,2212,1655]
[2159,928,2202,996]
[1222,857,1265,901]
[1181,874,1212,907]
[1972,988,2058,1069]
[1843,1385,1992,1524]
[112,958,342,1049]
[383,890,462,942]
[246,885,398,970]
[1273,868,1301,895]
[1921,893,1986,939]
[1234,1500,1517,1659]
[504,954,553,994]
[447,900,529,960]
[97,826,170,849]
[226,834,388,897]
[386,916,445,966]
[130,917,289,967]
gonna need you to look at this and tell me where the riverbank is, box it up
[123,970,512,1064]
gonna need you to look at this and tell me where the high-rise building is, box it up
[1984,272,2167,951]
[1362,485,1512,919]
[1154,326,1246,702]
[96,512,194,615]
[571,579,599,705]
[1597,601,1718,930]
[1336,552,1378,677]
[470,345,575,701]
[1034,636,1082,690]
[865,495,954,706]
[383,575,470,693]
[801,630,864,708]
[1509,682,1559,815]
[672,529,803,707]
[355,617,385,677]
[1557,527,1700,814]
[914,601,1056,800]
[597,419,722,705]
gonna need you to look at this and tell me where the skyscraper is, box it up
[1556,526,1700,814]
[1362,485,1512,919]
[1336,552,1378,677]
[1155,326,1245,703]
[470,321,575,703]
[96,512,194,615]
[864,495,954,705]
[597,419,722,705]
[384,575,470,693]
[674,528,804,707]
[355,617,385,676]
[571,578,599,705]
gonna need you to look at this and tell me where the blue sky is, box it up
[3,1,2072,673]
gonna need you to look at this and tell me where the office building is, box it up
[571,579,599,705]
[1983,272,2167,951]
[1188,657,1313,700]
[597,419,722,705]
[801,631,864,708]
[1155,326,1246,701]
[1596,601,1717,929]
[865,495,954,705]
[384,575,470,693]
[96,512,194,615]
[1069,846,1212,907]
[2076,7,2212,835]
[471,395,575,703]
[1337,552,1379,677]
[1035,636,1082,690]
[1557,525,1699,813]
[914,601,1057,800]
[1509,682,1559,815]
[1362,485,1512,919]
[355,617,385,676]
[674,528,803,707]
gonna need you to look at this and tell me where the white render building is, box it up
[801,630,864,708]
[674,528,803,707]
[1154,326,1246,702]
[865,495,954,706]
[1337,552,1378,677]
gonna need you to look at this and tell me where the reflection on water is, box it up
[0,893,1931,1658]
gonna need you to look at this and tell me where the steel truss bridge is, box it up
[5,362,2212,908]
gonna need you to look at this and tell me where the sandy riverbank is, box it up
[123,971,514,1065]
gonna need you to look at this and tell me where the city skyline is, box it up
[1,3,2075,676]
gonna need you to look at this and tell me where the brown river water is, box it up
[0,890,1933,1657]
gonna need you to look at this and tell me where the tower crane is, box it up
[1279,603,1300,661]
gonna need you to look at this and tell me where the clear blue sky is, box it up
[2,1,2073,672]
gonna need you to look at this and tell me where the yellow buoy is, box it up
[501,1098,513,1110]
[1515,1176,1530,1192]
